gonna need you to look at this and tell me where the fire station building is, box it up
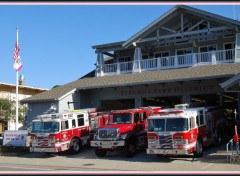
[21,5,240,126]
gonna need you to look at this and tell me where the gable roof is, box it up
[122,5,240,48]
[20,62,240,103]
[220,73,240,92]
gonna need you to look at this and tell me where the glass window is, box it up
[190,116,196,129]
[148,119,165,132]
[61,120,69,130]
[134,113,140,123]
[110,113,132,124]
[199,45,216,52]
[199,110,204,125]
[166,118,189,131]
[142,54,149,59]
[32,121,59,133]
[72,119,76,128]
[78,117,84,126]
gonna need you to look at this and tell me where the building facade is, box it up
[0,82,48,132]
[21,5,240,126]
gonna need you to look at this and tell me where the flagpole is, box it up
[15,27,19,131]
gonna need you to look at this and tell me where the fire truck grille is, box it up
[158,134,173,149]
[37,136,49,147]
[99,129,117,139]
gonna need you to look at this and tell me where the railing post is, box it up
[211,50,216,65]
[192,53,196,66]
[117,63,120,75]
[157,57,161,70]
[174,55,178,68]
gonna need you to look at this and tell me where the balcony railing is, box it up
[96,49,235,77]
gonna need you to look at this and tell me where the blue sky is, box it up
[1,3,240,89]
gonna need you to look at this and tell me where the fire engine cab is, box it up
[30,109,94,154]
[91,107,161,157]
[146,104,226,157]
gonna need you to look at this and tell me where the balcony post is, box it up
[96,52,104,77]
[211,50,216,65]
[132,47,142,73]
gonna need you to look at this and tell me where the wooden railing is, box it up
[96,49,235,76]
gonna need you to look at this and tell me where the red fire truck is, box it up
[90,107,161,157]
[146,104,226,157]
[89,111,109,140]
[30,108,96,154]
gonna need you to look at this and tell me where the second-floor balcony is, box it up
[96,49,236,77]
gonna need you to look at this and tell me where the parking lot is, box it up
[0,143,239,173]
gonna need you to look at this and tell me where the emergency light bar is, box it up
[157,109,184,115]
[37,114,57,120]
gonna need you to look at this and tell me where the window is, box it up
[148,119,165,132]
[119,56,131,62]
[141,112,147,121]
[72,119,76,128]
[134,113,140,124]
[154,51,169,58]
[224,43,235,60]
[190,116,196,129]
[61,120,69,130]
[142,54,149,59]
[176,48,192,65]
[196,111,205,126]
[199,45,216,53]
[155,51,170,66]
[78,117,84,126]
[199,110,204,125]
[176,48,192,55]
[166,118,189,131]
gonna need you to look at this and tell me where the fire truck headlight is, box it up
[173,139,188,144]
[118,134,127,140]
[148,139,158,145]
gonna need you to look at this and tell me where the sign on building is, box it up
[3,130,28,147]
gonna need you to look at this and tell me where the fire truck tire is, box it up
[95,148,107,157]
[193,139,203,158]
[69,138,81,154]
[124,141,136,157]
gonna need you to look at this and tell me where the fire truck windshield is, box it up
[108,113,132,124]
[148,118,189,132]
[31,121,60,133]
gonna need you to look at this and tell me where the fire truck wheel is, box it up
[193,139,203,158]
[69,138,81,154]
[124,142,136,157]
[95,148,107,157]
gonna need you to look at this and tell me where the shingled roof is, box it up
[20,63,240,103]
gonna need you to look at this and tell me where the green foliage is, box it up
[0,98,27,123]
[0,99,13,121]
[224,109,235,120]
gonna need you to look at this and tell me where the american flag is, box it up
[13,42,20,59]
[159,134,173,149]
[13,42,22,71]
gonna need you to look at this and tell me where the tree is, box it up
[0,98,27,123]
